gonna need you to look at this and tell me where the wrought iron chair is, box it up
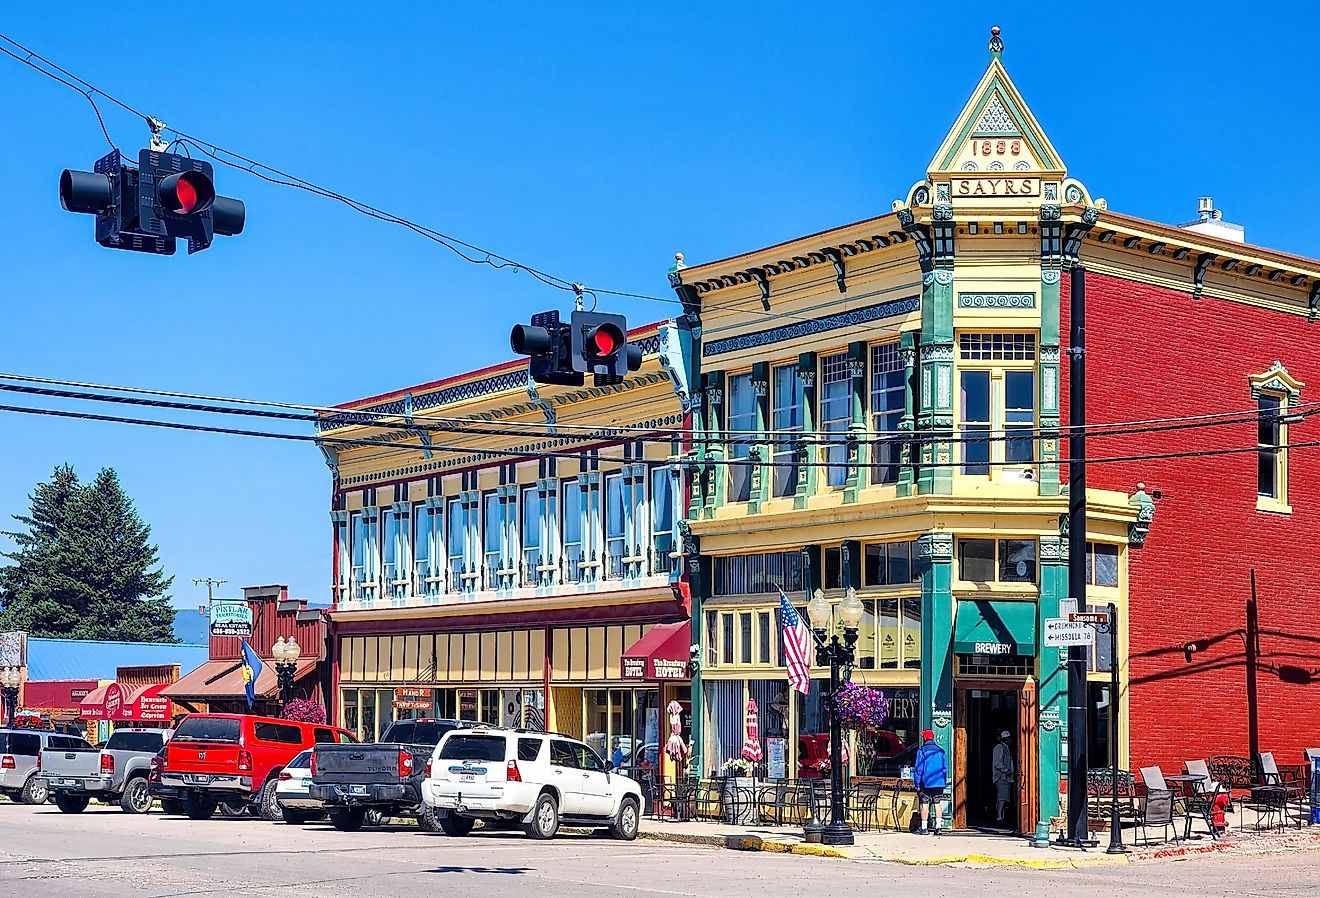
[846,780,884,833]
[1087,768,1137,819]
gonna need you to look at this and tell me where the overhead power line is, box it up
[0,399,1311,473]
[0,376,1311,450]
[0,30,873,330]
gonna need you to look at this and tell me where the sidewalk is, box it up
[638,816,1320,867]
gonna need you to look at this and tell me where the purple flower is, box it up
[831,682,889,732]
[281,699,327,724]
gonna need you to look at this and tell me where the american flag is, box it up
[779,589,812,695]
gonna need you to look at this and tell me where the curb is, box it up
[879,851,1129,869]
[640,830,851,858]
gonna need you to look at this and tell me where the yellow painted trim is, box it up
[329,586,677,623]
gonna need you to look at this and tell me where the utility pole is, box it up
[194,577,227,605]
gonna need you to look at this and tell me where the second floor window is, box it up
[870,343,905,485]
[1258,394,1284,500]
[447,497,471,590]
[650,467,675,573]
[522,486,543,583]
[604,472,626,578]
[350,511,378,598]
[562,480,583,583]
[727,372,754,502]
[820,353,851,487]
[382,509,405,596]
[957,537,1037,584]
[413,503,442,596]
[959,333,1038,477]
[772,364,803,497]
[483,491,503,585]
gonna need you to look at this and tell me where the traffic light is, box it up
[569,311,643,384]
[511,310,583,386]
[59,149,245,255]
[136,150,245,253]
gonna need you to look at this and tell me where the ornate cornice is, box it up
[702,295,919,357]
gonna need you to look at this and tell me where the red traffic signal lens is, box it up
[159,170,216,215]
[589,323,624,356]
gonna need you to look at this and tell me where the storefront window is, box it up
[343,690,359,736]
[957,538,1037,584]
[583,688,659,775]
[857,686,919,777]
[863,540,919,586]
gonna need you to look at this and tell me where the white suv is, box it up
[422,728,642,840]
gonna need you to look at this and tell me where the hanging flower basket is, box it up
[831,682,889,732]
[281,699,327,724]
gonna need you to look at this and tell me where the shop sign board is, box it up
[392,699,432,711]
[621,657,646,679]
[1069,612,1109,625]
[767,737,787,779]
[210,602,253,638]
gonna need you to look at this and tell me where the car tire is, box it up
[330,808,366,832]
[257,779,283,822]
[281,807,313,825]
[609,797,640,841]
[439,813,474,837]
[20,775,48,806]
[523,792,559,840]
[55,793,90,814]
[417,806,444,832]
[119,777,152,814]
[181,794,218,820]
[161,798,183,816]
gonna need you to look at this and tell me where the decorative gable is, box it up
[1249,361,1304,399]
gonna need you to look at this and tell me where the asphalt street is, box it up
[0,802,1317,898]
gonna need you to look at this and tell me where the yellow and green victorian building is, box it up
[671,33,1144,833]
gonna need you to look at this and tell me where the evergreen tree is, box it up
[0,465,177,642]
[0,464,82,635]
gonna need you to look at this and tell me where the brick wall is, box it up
[1062,270,1320,776]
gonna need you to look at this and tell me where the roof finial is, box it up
[989,25,1003,61]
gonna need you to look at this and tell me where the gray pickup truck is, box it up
[310,718,460,831]
[39,728,171,814]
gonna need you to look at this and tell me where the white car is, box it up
[422,727,642,840]
[274,750,326,825]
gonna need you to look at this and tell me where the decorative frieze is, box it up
[957,292,1036,309]
[702,296,920,357]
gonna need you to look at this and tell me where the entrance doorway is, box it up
[953,679,1036,833]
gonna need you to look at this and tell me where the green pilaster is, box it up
[897,331,919,497]
[916,220,955,495]
[748,363,770,514]
[1037,534,1068,828]
[793,352,818,510]
[686,542,711,781]
[1038,209,1063,496]
[843,341,868,503]
[918,532,955,746]
[703,372,725,520]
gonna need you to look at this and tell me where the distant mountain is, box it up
[172,609,211,645]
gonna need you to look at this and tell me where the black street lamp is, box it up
[272,637,301,707]
[0,667,23,727]
[805,587,866,847]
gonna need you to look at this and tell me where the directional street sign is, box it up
[1043,617,1094,647]
[1069,612,1110,624]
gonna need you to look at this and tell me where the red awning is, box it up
[621,620,691,681]
[80,683,172,722]
[161,658,318,700]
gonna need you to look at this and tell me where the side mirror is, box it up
[605,760,615,773]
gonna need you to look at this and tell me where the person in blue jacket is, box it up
[913,729,948,835]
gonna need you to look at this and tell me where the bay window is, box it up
[413,502,443,598]
[958,333,1038,477]
[650,467,675,574]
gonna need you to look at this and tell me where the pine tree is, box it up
[0,464,82,635]
[0,465,177,642]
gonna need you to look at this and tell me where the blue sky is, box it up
[2,3,1318,614]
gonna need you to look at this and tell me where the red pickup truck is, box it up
[162,713,354,820]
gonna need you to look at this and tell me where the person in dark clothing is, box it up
[913,729,948,835]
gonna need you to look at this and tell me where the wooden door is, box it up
[953,688,969,830]
[1016,678,1038,834]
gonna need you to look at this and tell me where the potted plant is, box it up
[720,757,757,824]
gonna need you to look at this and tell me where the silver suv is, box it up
[2,729,94,805]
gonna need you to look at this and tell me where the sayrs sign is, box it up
[210,602,253,638]
[954,177,1040,198]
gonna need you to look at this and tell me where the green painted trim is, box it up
[748,362,770,514]
[918,532,954,813]
[793,352,818,510]
[843,341,867,503]
[953,599,1038,654]
[897,331,918,498]
[1036,536,1067,827]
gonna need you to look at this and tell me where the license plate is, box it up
[57,779,78,787]
[349,785,368,796]
[185,774,213,785]
[459,774,476,783]
[301,778,312,789]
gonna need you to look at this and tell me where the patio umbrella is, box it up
[664,699,688,764]
[741,698,763,763]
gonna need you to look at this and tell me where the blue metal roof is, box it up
[26,638,210,681]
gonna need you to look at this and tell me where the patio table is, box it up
[1163,774,1207,839]
[1249,784,1292,832]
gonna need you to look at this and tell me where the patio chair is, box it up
[846,780,884,833]
[1088,768,1137,819]
[692,777,725,820]
[754,778,791,826]
[1182,778,1226,839]
[1257,752,1305,828]
[1135,789,1179,846]
[1138,765,1168,793]
[1207,755,1256,793]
